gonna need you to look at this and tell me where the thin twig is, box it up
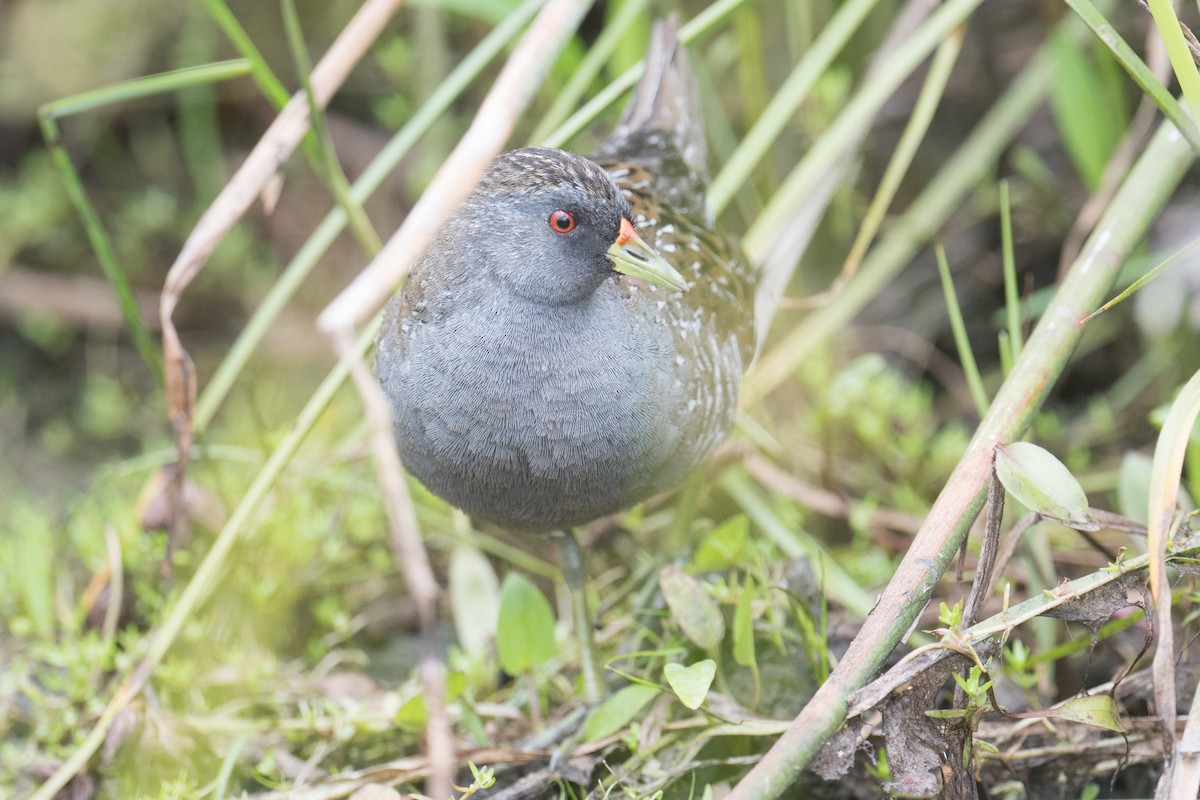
[987,511,1040,600]
[0,266,159,331]
[743,453,924,536]
[341,337,454,795]
[963,456,1003,628]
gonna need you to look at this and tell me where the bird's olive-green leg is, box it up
[554,530,604,703]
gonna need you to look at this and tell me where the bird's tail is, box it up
[601,16,707,182]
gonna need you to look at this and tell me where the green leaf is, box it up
[995,442,1099,531]
[496,573,557,675]
[1147,404,1200,453]
[1048,32,1127,189]
[659,565,725,651]
[692,515,749,571]
[395,673,468,732]
[583,684,659,741]
[732,577,757,669]
[446,671,467,702]
[11,501,55,637]
[1044,694,1124,733]
[449,545,500,659]
[664,660,716,710]
[395,693,427,732]
[1117,451,1153,525]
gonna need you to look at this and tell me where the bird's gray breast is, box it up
[377,282,686,532]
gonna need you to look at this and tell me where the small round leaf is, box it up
[449,545,500,659]
[996,442,1098,531]
[664,660,716,710]
[496,573,557,675]
[583,684,658,741]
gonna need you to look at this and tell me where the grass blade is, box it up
[39,60,254,383]
[999,180,1023,361]
[837,27,963,286]
[708,0,883,216]
[936,245,989,418]
[1065,0,1200,155]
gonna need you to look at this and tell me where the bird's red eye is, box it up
[549,210,576,233]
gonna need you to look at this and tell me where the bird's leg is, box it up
[555,529,604,703]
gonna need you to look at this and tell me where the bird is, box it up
[374,17,755,698]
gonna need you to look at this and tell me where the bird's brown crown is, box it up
[479,147,630,214]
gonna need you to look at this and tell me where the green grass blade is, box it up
[40,60,251,118]
[200,0,292,107]
[745,0,987,257]
[280,0,381,255]
[201,0,327,170]
[1048,29,1130,189]
[1083,233,1200,322]
[733,10,770,137]
[936,245,989,417]
[1147,0,1200,125]
[999,180,1023,361]
[839,27,962,282]
[38,61,254,384]
[529,0,654,143]
[708,0,883,216]
[38,116,163,383]
[175,20,228,205]
[744,38,1054,406]
[1065,0,1200,155]
[541,0,754,148]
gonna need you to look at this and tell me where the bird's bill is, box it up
[607,218,688,291]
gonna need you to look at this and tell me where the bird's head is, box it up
[451,147,686,305]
